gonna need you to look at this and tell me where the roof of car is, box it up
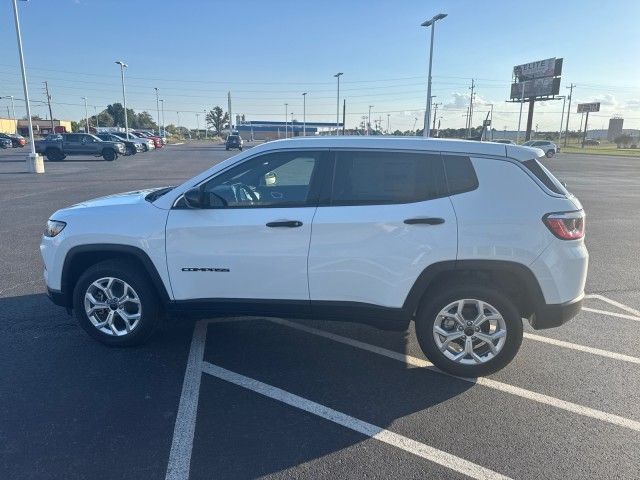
[254,136,542,161]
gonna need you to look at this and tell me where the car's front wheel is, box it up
[546,149,555,158]
[73,260,161,346]
[126,145,136,155]
[415,283,523,377]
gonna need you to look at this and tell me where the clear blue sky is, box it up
[1,0,638,131]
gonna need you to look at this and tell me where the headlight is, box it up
[45,220,66,237]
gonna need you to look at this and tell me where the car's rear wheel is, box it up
[415,283,523,377]
[103,149,117,161]
[546,149,555,158]
[73,260,161,346]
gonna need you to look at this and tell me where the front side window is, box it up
[330,150,445,205]
[65,135,80,143]
[201,150,324,208]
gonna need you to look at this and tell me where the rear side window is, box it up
[443,155,478,195]
[331,150,445,205]
[522,158,568,195]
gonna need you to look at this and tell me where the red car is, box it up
[131,131,163,149]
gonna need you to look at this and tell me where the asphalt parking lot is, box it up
[1,143,639,479]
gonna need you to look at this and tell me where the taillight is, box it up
[543,211,585,240]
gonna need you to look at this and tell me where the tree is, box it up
[22,115,43,120]
[134,111,157,129]
[90,111,114,128]
[206,106,229,135]
[614,134,632,148]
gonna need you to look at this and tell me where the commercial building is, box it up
[0,118,18,134]
[235,120,343,141]
[16,119,72,137]
[608,117,624,140]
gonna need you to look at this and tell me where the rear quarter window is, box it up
[522,158,568,195]
[443,155,479,195]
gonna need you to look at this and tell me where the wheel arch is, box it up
[60,244,170,309]
[403,260,545,319]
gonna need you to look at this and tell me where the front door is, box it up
[166,149,328,308]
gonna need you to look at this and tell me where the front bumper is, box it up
[529,293,583,330]
[47,286,70,308]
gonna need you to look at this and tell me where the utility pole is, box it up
[432,102,441,132]
[468,79,475,137]
[558,96,566,142]
[154,87,160,136]
[564,83,575,148]
[160,99,165,137]
[43,81,54,133]
[342,99,346,135]
[516,82,525,144]
[203,108,207,139]
[82,96,89,133]
[387,113,390,134]
[302,92,307,136]
[284,103,288,138]
[195,113,200,139]
[368,105,373,135]
[227,91,233,136]
[334,72,343,135]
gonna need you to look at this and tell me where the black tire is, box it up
[225,147,229,151]
[142,144,149,152]
[239,147,243,151]
[126,145,136,155]
[103,149,117,161]
[46,148,64,162]
[546,149,555,158]
[415,282,523,377]
[73,259,161,347]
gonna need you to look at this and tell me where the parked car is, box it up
[96,133,143,155]
[226,134,244,151]
[522,140,559,157]
[41,137,587,377]
[0,132,26,147]
[0,137,12,149]
[118,132,154,151]
[583,139,600,146]
[492,139,515,144]
[131,131,162,149]
[35,133,125,161]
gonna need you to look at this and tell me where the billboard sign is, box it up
[513,58,558,81]
[577,102,600,113]
[510,77,561,100]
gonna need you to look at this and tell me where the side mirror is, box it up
[183,186,228,209]
[184,186,206,208]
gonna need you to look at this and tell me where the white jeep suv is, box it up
[41,137,588,377]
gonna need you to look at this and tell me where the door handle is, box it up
[404,217,445,225]
[266,220,303,228]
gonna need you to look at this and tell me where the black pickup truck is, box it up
[35,133,126,161]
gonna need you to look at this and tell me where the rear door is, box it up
[308,149,458,310]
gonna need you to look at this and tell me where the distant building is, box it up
[0,118,17,135]
[608,117,624,140]
[16,119,72,137]
[235,120,343,141]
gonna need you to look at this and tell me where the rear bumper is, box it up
[529,293,583,330]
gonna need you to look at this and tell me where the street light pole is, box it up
[387,113,390,134]
[203,108,207,139]
[334,72,343,135]
[12,0,42,172]
[177,111,181,137]
[82,97,89,133]
[421,13,447,138]
[195,113,200,139]
[160,99,165,137]
[284,103,288,138]
[368,105,373,135]
[302,92,307,136]
[115,61,129,139]
[154,87,160,136]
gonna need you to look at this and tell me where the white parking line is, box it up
[582,307,640,322]
[201,361,511,480]
[585,293,640,318]
[269,318,640,432]
[165,320,208,480]
[523,332,640,365]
